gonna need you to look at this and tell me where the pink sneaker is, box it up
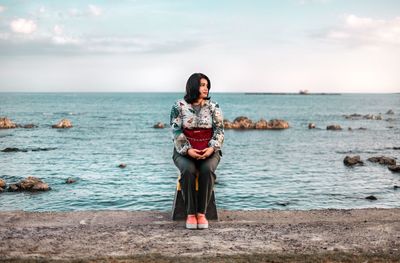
[196,213,208,229]
[186,214,197,229]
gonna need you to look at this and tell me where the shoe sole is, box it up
[186,223,197,229]
[197,223,208,229]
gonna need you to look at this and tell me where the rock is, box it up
[52,119,72,128]
[343,155,363,166]
[31,182,50,191]
[118,163,127,168]
[65,177,76,184]
[386,109,394,115]
[31,147,57,152]
[308,123,316,129]
[343,113,362,120]
[388,165,400,173]
[153,122,165,129]
[268,119,289,129]
[233,116,255,129]
[365,195,377,200]
[358,127,367,130]
[393,147,400,150]
[0,117,17,129]
[394,185,399,190]
[255,119,268,129]
[327,124,342,131]
[348,127,352,131]
[223,117,254,129]
[8,184,19,191]
[385,118,395,122]
[8,176,51,192]
[223,119,233,129]
[1,147,28,152]
[0,178,6,188]
[367,156,396,166]
[224,117,289,130]
[277,202,290,206]
[19,124,38,129]
[1,147,56,152]
[344,113,383,120]
[363,114,382,120]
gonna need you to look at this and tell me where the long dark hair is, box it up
[184,73,211,104]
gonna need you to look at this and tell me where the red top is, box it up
[183,128,213,150]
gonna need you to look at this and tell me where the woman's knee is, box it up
[181,162,196,174]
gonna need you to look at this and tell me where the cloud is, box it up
[324,14,400,47]
[298,0,331,5]
[10,19,37,34]
[53,25,63,35]
[0,32,201,56]
[88,5,102,16]
[0,5,5,12]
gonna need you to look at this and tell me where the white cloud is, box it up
[325,14,400,46]
[0,32,9,40]
[0,5,5,12]
[10,19,37,34]
[298,0,331,5]
[68,8,84,17]
[53,25,63,35]
[51,25,80,45]
[88,5,102,16]
[52,35,80,45]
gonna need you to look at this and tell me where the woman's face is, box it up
[198,78,209,99]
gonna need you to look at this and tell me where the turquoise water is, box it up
[0,92,399,211]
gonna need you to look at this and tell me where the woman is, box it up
[170,73,224,230]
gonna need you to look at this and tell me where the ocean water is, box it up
[0,92,399,212]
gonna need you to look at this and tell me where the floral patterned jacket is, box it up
[170,98,224,155]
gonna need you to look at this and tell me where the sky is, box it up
[0,0,399,93]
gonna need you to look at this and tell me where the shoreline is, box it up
[1,208,399,262]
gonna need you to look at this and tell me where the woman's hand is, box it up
[197,147,214,159]
[187,148,204,159]
[188,147,214,160]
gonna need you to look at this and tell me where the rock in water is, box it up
[255,119,268,129]
[224,117,289,130]
[119,163,127,168]
[19,124,38,129]
[386,109,394,115]
[0,179,6,189]
[268,119,289,129]
[153,122,165,129]
[367,156,396,166]
[8,176,51,192]
[233,116,255,129]
[327,124,342,130]
[388,165,400,173]
[365,195,377,200]
[308,123,316,129]
[343,155,363,166]
[65,177,77,184]
[1,147,27,152]
[52,119,72,128]
[0,117,17,129]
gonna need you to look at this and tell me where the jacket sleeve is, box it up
[170,101,191,155]
[208,102,224,151]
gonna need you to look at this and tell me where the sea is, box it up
[0,92,399,212]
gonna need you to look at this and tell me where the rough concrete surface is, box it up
[1,209,399,262]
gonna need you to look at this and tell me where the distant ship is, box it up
[299,89,309,95]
